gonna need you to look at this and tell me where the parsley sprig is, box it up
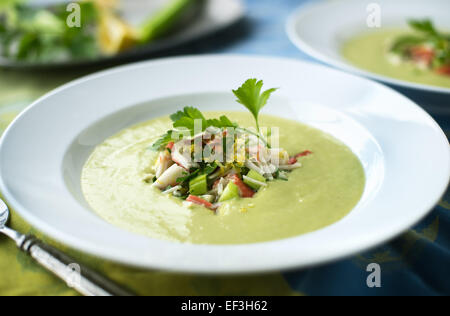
[232,79,278,133]
[391,19,450,68]
[150,107,237,151]
[150,131,173,151]
[170,107,236,133]
[150,79,278,151]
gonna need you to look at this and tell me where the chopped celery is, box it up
[244,170,266,190]
[189,174,207,196]
[219,182,240,202]
[138,0,197,42]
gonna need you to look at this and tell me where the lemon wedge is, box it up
[97,11,138,55]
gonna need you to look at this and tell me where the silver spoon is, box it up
[0,198,134,296]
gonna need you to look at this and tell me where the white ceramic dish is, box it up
[287,0,450,94]
[0,55,448,274]
[0,0,245,68]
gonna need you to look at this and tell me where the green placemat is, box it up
[0,68,301,296]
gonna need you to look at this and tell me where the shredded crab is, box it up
[149,129,312,211]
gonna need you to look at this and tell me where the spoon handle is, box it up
[20,235,134,296]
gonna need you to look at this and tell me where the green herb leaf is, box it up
[170,106,205,122]
[203,162,218,175]
[409,19,439,37]
[390,35,426,53]
[176,169,200,184]
[170,106,206,134]
[170,106,237,135]
[150,130,173,151]
[232,79,277,132]
[173,117,197,132]
[206,115,237,129]
[219,115,236,128]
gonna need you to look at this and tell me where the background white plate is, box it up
[287,0,450,94]
[0,55,448,274]
[0,0,245,68]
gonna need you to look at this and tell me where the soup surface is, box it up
[342,29,450,89]
[81,112,365,244]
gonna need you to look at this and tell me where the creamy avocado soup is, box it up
[342,29,450,89]
[81,112,365,244]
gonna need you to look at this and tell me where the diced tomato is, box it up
[186,195,214,210]
[166,142,175,150]
[288,150,313,164]
[410,46,435,65]
[295,150,313,158]
[230,175,255,198]
[436,65,450,76]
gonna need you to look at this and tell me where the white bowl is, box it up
[287,0,450,94]
[0,55,448,274]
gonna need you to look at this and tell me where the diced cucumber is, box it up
[190,173,206,185]
[219,182,240,202]
[244,170,266,190]
[189,174,207,196]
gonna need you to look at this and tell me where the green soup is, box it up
[342,29,450,89]
[81,112,365,244]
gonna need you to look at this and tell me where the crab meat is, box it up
[212,177,228,196]
[245,160,265,176]
[162,185,182,195]
[152,164,185,189]
[279,163,302,170]
[171,142,199,170]
[155,150,173,178]
[269,148,290,166]
[172,150,193,170]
